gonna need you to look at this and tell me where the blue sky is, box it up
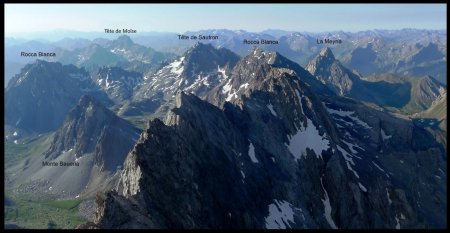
[5,4,446,36]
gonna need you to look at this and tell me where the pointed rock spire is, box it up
[319,47,335,60]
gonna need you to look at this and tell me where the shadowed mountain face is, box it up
[80,45,446,229]
[306,48,446,115]
[348,44,378,74]
[361,74,446,114]
[4,60,108,133]
[13,95,141,200]
[44,95,140,171]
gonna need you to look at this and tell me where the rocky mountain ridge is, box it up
[81,46,446,229]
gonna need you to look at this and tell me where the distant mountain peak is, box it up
[181,42,240,77]
[188,42,216,54]
[44,94,139,166]
[78,94,97,107]
[5,60,95,133]
[224,47,333,96]
[34,58,51,65]
[306,47,338,76]
[66,95,114,130]
[114,35,134,47]
[44,94,111,159]
[76,94,114,115]
[117,35,132,42]
[27,59,62,71]
[192,41,206,48]
[319,47,335,60]
[306,47,361,96]
[249,46,266,57]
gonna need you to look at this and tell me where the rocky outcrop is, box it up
[5,60,98,133]
[92,66,143,103]
[44,95,140,171]
[306,47,359,96]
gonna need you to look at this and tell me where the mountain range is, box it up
[81,45,446,228]
[5,29,446,86]
[4,33,447,229]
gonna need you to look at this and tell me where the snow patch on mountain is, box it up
[358,182,368,192]
[15,118,22,126]
[287,119,330,160]
[341,140,362,159]
[395,215,401,229]
[265,200,295,229]
[386,188,392,205]
[342,140,358,154]
[326,107,372,129]
[168,56,185,76]
[223,80,250,102]
[337,145,360,179]
[381,129,392,140]
[217,65,228,80]
[185,75,211,91]
[294,90,305,115]
[320,177,338,229]
[372,161,389,177]
[222,79,232,94]
[240,83,249,89]
[267,104,277,116]
[248,142,259,163]
[225,90,238,102]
